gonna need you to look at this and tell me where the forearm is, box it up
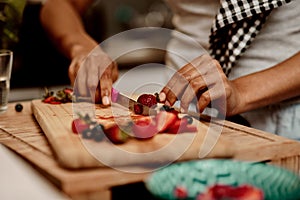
[231,51,300,115]
[40,0,97,59]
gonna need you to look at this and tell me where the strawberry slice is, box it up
[174,186,188,199]
[132,117,158,139]
[197,184,264,200]
[155,111,178,133]
[71,118,89,134]
[103,124,130,144]
[166,117,197,134]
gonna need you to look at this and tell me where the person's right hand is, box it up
[68,46,119,105]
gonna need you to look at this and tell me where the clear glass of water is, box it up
[0,50,13,113]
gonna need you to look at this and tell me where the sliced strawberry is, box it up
[155,111,178,133]
[49,101,62,104]
[174,186,188,199]
[71,118,89,134]
[103,124,130,144]
[132,117,158,139]
[43,96,57,104]
[166,117,197,134]
[133,104,143,115]
[197,184,264,200]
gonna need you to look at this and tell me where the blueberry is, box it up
[82,129,94,139]
[91,124,105,142]
[15,103,23,112]
[160,105,174,112]
[183,115,193,124]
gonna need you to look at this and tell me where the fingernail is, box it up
[180,107,186,113]
[159,92,166,102]
[102,96,110,105]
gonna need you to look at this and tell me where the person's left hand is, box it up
[159,54,241,117]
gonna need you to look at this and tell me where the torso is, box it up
[164,0,300,80]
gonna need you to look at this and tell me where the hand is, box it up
[68,46,119,105]
[159,54,241,116]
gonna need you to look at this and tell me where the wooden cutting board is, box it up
[31,99,234,169]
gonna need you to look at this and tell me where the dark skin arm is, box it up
[40,0,118,105]
[159,51,300,117]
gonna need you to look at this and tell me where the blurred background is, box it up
[4,0,173,101]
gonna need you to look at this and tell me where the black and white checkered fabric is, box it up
[209,0,292,76]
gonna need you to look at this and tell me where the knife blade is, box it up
[111,88,212,122]
[111,88,157,116]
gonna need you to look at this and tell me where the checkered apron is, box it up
[209,0,292,76]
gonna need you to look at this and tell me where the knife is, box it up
[111,88,212,122]
[111,88,158,116]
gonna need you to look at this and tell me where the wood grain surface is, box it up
[31,99,235,169]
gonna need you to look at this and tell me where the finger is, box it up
[86,60,101,103]
[197,82,227,113]
[98,65,114,106]
[75,61,89,97]
[197,90,211,113]
[161,66,200,106]
[180,76,207,112]
[111,61,119,82]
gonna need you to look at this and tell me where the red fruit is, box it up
[197,184,264,200]
[166,117,197,134]
[155,111,178,133]
[174,186,188,199]
[134,104,143,115]
[103,124,130,144]
[71,118,89,134]
[137,94,157,108]
[132,117,158,139]
[43,96,56,103]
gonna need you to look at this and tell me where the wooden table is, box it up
[0,101,300,200]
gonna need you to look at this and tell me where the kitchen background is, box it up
[8,0,173,101]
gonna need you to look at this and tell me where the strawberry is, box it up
[43,96,58,104]
[132,117,158,139]
[166,117,197,134]
[197,184,264,200]
[133,104,143,115]
[155,111,178,133]
[174,186,188,199]
[103,124,130,144]
[137,94,157,108]
[71,118,90,134]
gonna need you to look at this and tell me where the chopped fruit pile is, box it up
[196,184,264,200]
[71,110,197,144]
[71,92,198,144]
[43,87,74,104]
[71,113,130,144]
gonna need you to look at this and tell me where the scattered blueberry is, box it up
[15,103,23,112]
[82,129,94,139]
[160,105,174,112]
[183,115,193,124]
[91,124,105,142]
